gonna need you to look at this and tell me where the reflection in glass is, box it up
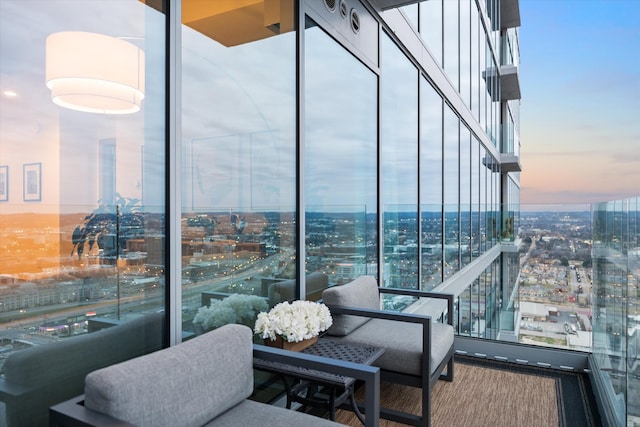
[400,4,418,30]
[180,1,296,338]
[471,136,480,258]
[479,145,488,253]
[460,127,471,268]
[381,34,418,290]
[443,104,459,279]
[420,78,443,290]
[471,1,480,121]
[443,0,459,91]
[305,19,378,286]
[420,0,443,66]
[459,0,471,108]
[0,1,166,425]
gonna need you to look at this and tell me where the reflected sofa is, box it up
[322,276,454,427]
[50,324,379,427]
[0,313,163,427]
[267,272,329,306]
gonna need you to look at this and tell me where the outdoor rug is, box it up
[335,355,601,427]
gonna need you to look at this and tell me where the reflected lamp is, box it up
[45,31,145,114]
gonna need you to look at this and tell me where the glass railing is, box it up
[591,196,639,427]
[500,27,520,68]
[501,121,520,157]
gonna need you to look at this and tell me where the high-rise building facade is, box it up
[0,0,523,425]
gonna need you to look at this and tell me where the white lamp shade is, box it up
[46,31,145,114]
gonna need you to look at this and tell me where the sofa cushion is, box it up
[208,399,344,427]
[84,324,253,427]
[328,318,454,377]
[322,276,380,336]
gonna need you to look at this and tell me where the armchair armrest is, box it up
[253,345,380,427]
[0,378,31,401]
[378,288,454,326]
[49,395,136,427]
[323,304,431,326]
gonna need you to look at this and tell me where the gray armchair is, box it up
[322,275,454,427]
[50,324,382,427]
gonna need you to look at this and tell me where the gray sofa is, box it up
[50,324,382,427]
[0,313,163,427]
[322,276,455,427]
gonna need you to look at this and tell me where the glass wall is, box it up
[456,258,500,339]
[304,18,378,287]
[443,104,460,280]
[180,0,297,337]
[420,78,443,291]
[443,0,459,91]
[421,0,443,66]
[0,0,166,425]
[471,136,481,258]
[592,197,640,426]
[381,33,418,290]
[460,126,472,268]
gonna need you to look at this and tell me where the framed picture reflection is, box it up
[23,162,41,202]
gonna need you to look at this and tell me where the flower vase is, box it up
[263,335,318,352]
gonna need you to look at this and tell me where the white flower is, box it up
[254,300,333,343]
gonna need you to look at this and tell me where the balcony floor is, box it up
[334,355,601,426]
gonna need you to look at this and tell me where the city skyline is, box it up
[519,0,640,206]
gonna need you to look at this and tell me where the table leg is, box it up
[348,384,367,425]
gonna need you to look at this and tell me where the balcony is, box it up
[500,0,522,30]
[500,64,522,101]
[500,153,521,172]
[483,65,522,102]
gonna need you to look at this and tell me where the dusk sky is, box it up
[519,0,640,206]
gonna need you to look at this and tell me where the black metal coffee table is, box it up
[253,338,384,424]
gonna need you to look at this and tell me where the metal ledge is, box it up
[501,0,521,29]
[501,153,522,172]
[500,64,521,101]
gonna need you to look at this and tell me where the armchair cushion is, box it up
[84,324,253,427]
[322,276,380,336]
[328,318,454,376]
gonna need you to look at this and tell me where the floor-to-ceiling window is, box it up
[460,126,472,268]
[0,1,166,425]
[304,16,378,286]
[443,103,460,280]
[420,0,443,67]
[180,0,297,336]
[381,33,418,291]
[420,78,443,291]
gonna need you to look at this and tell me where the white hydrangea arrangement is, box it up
[254,300,333,343]
[193,294,268,332]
